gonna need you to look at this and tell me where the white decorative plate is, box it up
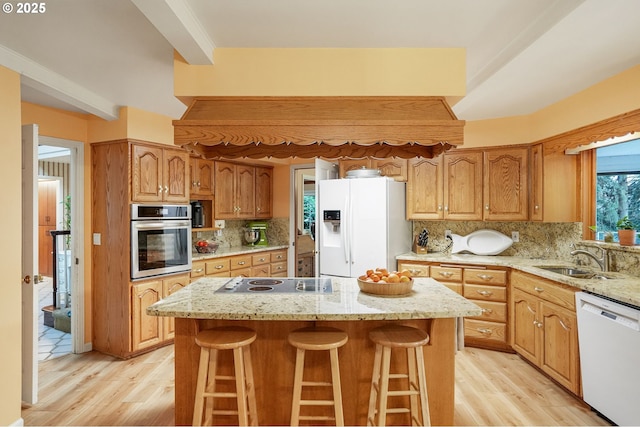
[451,229,513,255]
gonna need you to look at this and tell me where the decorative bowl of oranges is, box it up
[194,240,219,254]
[357,268,413,296]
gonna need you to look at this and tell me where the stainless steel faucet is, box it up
[570,245,609,271]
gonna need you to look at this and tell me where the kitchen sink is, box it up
[534,266,614,280]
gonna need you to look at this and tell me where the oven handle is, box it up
[132,220,191,230]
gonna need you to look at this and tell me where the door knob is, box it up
[24,275,31,284]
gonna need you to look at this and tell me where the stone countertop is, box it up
[147,277,482,321]
[192,244,289,261]
[397,252,640,307]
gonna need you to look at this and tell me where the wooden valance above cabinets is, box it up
[173,96,465,160]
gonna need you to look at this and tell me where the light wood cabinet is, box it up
[214,161,273,219]
[511,271,580,395]
[396,260,510,351]
[131,273,189,352]
[483,147,528,221]
[189,157,214,197]
[406,152,483,220]
[339,158,408,181]
[407,146,531,221]
[255,166,273,218]
[92,139,191,359]
[191,248,288,281]
[131,144,189,203]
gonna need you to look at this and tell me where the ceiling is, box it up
[2,0,640,122]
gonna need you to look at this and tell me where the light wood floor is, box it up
[22,345,610,426]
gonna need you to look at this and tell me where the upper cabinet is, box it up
[214,161,273,220]
[131,144,189,203]
[407,146,530,221]
[339,158,408,181]
[190,157,215,197]
[255,166,273,219]
[407,151,483,220]
[483,147,529,221]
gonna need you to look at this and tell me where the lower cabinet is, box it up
[510,271,581,396]
[191,248,288,281]
[131,273,189,352]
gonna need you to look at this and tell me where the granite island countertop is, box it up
[147,277,482,321]
[397,252,640,307]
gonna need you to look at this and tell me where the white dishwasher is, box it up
[575,292,640,426]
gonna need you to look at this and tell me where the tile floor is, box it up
[37,277,72,361]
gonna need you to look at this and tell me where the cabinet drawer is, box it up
[191,261,206,279]
[230,254,252,270]
[252,253,271,266]
[464,268,507,286]
[465,319,507,344]
[397,262,429,277]
[270,250,288,263]
[251,265,270,277]
[205,258,230,275]
[233,267,252,277]
[443,283,462,295]
[512,271,578,310]
[271,261,288,276]
[430,266,462,282]
[464,284,506,302]
[469,300,507,322]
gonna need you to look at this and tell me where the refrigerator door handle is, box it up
[343,196,349,264]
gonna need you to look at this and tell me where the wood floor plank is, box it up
[22,344,610,426]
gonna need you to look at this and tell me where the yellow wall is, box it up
[0,66,24,425]
[174,48,466,98]
[87,106,174,145]
[463,64,640,148]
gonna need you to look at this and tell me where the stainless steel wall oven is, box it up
[131,204,192,279]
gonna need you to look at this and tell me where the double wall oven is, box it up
[130,204,192,279]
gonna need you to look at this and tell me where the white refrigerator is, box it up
[318,177,411,278]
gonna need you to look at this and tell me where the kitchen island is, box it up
[148,277,481,426]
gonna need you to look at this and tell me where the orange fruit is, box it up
[387,273,400,283]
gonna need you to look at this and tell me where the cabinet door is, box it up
[483,147,528,220]
[255,166,273,218]
[372,159,408,182]
[131,280,163,351]
[162,149,189,202]
[214,161,237,219]
[540,302,580,394]
[162,275,188,340]
[511,289,541,365]
[236,164,256,218]
[530,144,543,221]
[191,158,214,197]
[443,152,483,220]
[406,157,443,219]
[132,144,163,202]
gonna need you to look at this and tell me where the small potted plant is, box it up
[616,216,637,246]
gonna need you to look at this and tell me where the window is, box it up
[595,139,640,242]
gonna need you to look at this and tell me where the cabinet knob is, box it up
[438,271,453,278]
[481,308,493,314]
[257,207,261,212]
[164,186,169,193]
[477,274,494,281]
[444,206,449,211]
[485,204,489,210]
[477,328,493,335]
[238,261,246,266]
[534,286,545,293]
[535,205,540,210]
[258,258,265,262]
[476,290,493,297]
[215,265,223,269]
[438,205,442,211]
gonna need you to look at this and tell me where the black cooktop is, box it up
[215,277,332,293]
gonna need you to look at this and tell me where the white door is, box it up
[314,159,338,277]
[22,124,39,404]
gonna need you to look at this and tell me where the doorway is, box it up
[35,137,86,362]
[290,165,317,277]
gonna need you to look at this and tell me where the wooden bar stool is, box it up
[367,324,431,426]
[192,326,258,426]
[288,326,348,426]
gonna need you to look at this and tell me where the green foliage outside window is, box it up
[303,194,315,233]
[596,174,639,240]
